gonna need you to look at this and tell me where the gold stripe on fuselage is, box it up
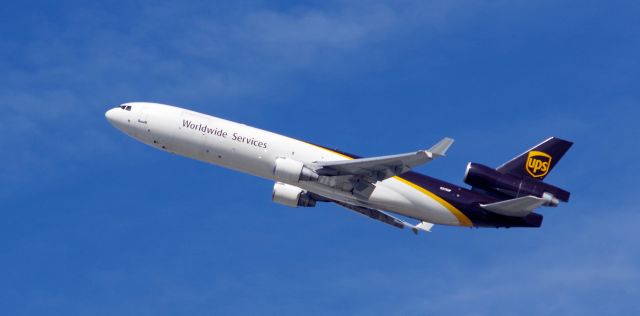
[393,177,473,227]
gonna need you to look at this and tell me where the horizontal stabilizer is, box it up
[480,195,550,217]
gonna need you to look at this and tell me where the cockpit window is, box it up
[119,105,125,110]
[125,106,132,111]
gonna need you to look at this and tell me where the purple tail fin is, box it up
[497,137,573,181]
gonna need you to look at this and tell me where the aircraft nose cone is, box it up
[105,108,117,124]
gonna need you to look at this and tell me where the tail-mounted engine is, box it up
[272,182,317,207]
[464,162,570,204]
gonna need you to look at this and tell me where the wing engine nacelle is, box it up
[272,182,317,207]
[273,157,319,183]
[464,162,569,204]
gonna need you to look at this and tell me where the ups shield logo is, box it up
[526,151,552,178]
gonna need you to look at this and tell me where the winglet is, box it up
[410,221,435,234]
[428,137,455,157]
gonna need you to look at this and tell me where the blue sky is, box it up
[1,0,639,315]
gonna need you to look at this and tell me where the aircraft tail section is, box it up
[496,137,573,181]
[464,137,572,204]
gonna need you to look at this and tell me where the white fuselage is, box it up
[105,102,467,226]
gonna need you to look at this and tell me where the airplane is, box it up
[105,102,572,234]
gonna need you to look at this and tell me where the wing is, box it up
[315,137,454,181]
[311,138,453,198]
[335,202,434,234]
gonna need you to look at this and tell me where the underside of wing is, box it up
[335,202,434,234]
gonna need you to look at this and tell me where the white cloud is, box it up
[0,1,474,197]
